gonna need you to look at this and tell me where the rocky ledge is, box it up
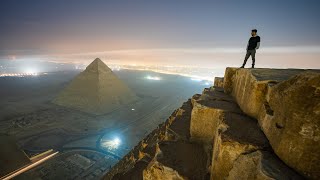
[104,67,320,180]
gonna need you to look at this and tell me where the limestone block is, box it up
[214,77,224,88]
[223,67,237,94]
[227,151,303,180]
[190,88,241,144]
[260,72,320,179]
[155,141,208,179]
[143,162,184,180]
[210,112,270,180]
[222,67,319,179]
[223,68,306,119]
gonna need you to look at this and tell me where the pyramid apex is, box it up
[85,58,111,73]
[93,58,102,62]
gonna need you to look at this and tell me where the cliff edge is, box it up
[103,67,320,180]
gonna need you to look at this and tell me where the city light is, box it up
[75,65,82,70]
[0,73,38,77]
[204,82,211,86]
[26,70,35,74]
[101,137,121,150]
[113,138,121,146]
[111,65,121,71]
[145,75,161,80]
[25,68,37,74]
[190,78,202,82]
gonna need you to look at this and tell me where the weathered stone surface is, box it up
[112,160,149,180]
[210,111,270,180]
[143,162,184,180]
[190,87,241,144]
[121,141,208,180]
[156,141,208,179]
[223,67,237,94]
[260,72,320,179]
[214,77,224,88]
[227,151,303,180]
[193,86,302,180]
[223,67,320,179]
[190,86,279,180]
[104,100,209,180]
[223,68,306,119]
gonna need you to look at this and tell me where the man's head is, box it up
[251,29,257,36]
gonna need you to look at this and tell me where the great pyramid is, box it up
[53,58,138,115]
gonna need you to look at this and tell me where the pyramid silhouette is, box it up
[53,58,138,115]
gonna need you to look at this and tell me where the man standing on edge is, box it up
[241,29,260,68]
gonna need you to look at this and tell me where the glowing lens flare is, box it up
[113,138,120,145]
[101,137,121,150]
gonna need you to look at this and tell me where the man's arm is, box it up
[256,36,261,49]
[256,42,260,49]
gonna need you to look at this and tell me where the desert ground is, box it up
[0,69,209,179]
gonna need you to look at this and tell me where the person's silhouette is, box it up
[241,29,260,68]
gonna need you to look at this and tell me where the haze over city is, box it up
[1,0,320,74]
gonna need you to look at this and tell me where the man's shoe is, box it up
[240,65,244,68]
[251,65,255,68]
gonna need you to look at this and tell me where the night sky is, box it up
[0,0,319,68]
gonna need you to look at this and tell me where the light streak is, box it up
[1,151,58,180]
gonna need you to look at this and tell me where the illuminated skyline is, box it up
[0,0,320,68]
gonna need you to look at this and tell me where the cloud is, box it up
[1,46,320,58]
[1,46,320,69]
[64,46,320,56]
